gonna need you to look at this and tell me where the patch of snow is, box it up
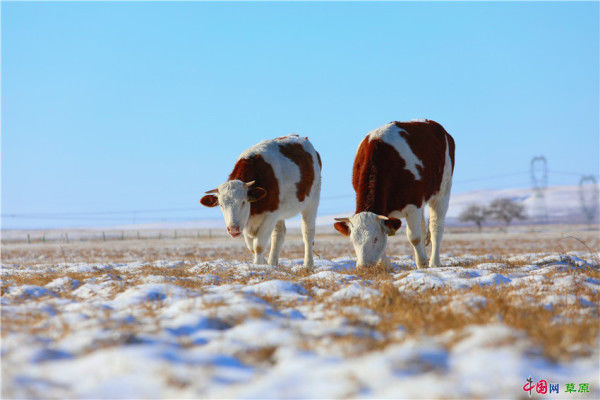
[45,277,80,292]
[111,284,191,306]
[330,282,380,301]
[475,262,508,270]
[476,273,511,286]
[10,285,54,299]
[242,280,308,302]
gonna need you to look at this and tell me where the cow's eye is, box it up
[374,238,378,244]
[242,201,246,206]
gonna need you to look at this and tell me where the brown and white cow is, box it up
[334,120,455,268]
[201,135,322,268]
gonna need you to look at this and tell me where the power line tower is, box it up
[530,156,548,223]
[579,175,599,223]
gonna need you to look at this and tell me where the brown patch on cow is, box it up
[395,119,455,185]
[229,155,279,216]
[248,186,267,202]
[256,246,264,255]
[352,120,454,215]
[278,143,315,202]
[316,151,322,170]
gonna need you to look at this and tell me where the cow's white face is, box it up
[200,180,266,237]
[334,212,401,267]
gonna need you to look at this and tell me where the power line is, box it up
[1,215,202,221]
[452,170,598,185]
[1,207,199,218]
[550,170,600,177]
[2,197,356,219]
[453,171,529,185]
[3,169,596,221]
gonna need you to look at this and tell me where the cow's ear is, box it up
[200,194,219,207]
[248,187,267,202]
[334,221,350,237]
[382,217,401,236]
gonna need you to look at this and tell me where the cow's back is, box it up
[230,135,321,216]
[353,120,454,215]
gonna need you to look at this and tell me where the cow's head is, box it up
[200,180,266,237]
[334,212,401,267]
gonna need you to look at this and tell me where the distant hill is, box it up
[111,184,598,230]
[446,184,598,225]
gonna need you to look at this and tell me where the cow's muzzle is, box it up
[227,226,241,238]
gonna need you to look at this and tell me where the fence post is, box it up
[174,230,177,239]
[65,233,69,243]
[27,234,31,244]
[137,231,140,240]
[121,231,125,240]
[103,232,106,241]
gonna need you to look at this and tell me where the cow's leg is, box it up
[300,204,318,268]
[421,211,431,247]
[428,144,453,268]
[243,233,253,254]
[428,190,450,268]
[268,220,286,266]
[405,207,428,269]
[252,217,277,265]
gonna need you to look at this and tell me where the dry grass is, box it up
[165,374,191,389]
[235,346,278,366]
[361,282,598,361]
[353,262,395,281]
[284,255,599,362]
[4,226,598,265]
[2,270,98,288]
[2,226,598,369]
[0,310,49,337]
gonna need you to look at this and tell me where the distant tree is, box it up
[487,198,527,226]
[458,204,488,231]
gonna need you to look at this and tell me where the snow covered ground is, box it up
[1,231,599,399]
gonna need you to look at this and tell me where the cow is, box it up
[200,135,322,268]
[333,120,455,268]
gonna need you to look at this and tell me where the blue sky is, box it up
[2,2,598,229]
